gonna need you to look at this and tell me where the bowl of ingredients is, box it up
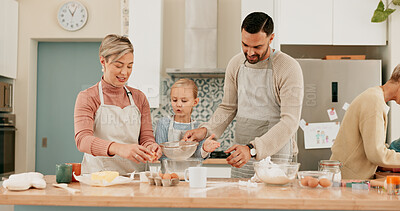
[162,158,202,180]
[160,141,199,160]
[254,159,300,186]
[297,171,333,188]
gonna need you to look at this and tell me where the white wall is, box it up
[15,0,121,173]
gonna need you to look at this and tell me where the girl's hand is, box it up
[202,134,220,152]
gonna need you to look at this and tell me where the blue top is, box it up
[155,116,206,161]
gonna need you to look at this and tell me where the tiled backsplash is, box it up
[150,77,235,150]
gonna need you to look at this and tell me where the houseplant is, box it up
[371,0,400,22]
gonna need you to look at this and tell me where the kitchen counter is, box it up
[1,176,399,210]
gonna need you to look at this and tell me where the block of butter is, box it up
[91,171,119,183]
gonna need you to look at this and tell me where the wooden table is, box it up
[0,176,399,210]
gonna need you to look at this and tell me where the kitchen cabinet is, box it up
[0,0,18,79]
[278,0,386,45]
[241,0,281,50]
[333,0,386,45]
[279,0,333,45]
[128,0,162,108]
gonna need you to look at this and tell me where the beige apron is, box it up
[167,115,195,142]
[231,52,294,178]
[81,81,145,175]
[161,116,197,172]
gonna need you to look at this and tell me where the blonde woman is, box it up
[74,34,161,175]
[155,79,220,163]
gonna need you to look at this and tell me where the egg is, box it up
[170,173,179,179]
[300,177,310,187]
[308,178,319,188]
[319,178,332,188]
[162,173,171,180]
[158,171,164,178]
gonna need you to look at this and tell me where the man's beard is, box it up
[244,45,269,64]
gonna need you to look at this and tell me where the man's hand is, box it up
[108,142,152,164]
[225,144,251,168]
[182,127,207,142]
[146,142,162,162]
[202,134,220,152]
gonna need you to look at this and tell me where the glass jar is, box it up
[386,176,400,195]
[319,160,342,187]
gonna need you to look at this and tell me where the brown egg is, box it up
[308,178,319,188]
[158,171,164,178]
[319,178,332,188]
[170,173,179,179]
[300,177,309,187]
[162,173,171,180]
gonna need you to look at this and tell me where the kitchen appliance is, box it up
[296,59,382,170]
[0,82,13,113]
[0,113,16,178]
[166,0,223,76]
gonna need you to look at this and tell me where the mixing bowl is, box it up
[162,158,202,180]
[254,162,300,186]
[160,141,198,160]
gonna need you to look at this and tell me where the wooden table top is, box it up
[0,175,399,210]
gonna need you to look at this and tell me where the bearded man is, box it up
[183,12,304,178]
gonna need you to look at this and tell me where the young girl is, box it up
[155,79,220,161]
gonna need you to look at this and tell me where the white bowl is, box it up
[160,141,198,160]
[254,162,300,186]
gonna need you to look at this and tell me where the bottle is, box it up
[319,160,342,187]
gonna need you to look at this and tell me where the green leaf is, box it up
[377,0,385,12]
[385,8,396,16]
[371,1,387,22]
[371,1,396,22]
[393,0,400,6]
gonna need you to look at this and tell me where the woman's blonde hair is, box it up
[171,78,198,98]
[389,64,400,83]
[99,34,133,63]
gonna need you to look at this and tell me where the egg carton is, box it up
[147,176,179,187]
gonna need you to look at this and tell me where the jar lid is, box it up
[386,176,400,184]
[319,160,342,167]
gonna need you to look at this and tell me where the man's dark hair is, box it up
[241,12,274,36]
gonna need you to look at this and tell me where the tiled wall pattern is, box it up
[150,77,235,150]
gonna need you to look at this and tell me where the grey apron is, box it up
[231,52,294,178]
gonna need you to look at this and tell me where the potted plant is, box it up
[371,0,400,22]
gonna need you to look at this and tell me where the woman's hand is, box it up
[146,142,162,162]
[202,134,220,152]
[108,142,152,164]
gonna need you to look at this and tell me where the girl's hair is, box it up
[99,34,133,63]
[171,78,198,98]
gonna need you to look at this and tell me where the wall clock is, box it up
[57,1,88,31]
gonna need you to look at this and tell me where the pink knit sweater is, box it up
[74,78,155,157]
